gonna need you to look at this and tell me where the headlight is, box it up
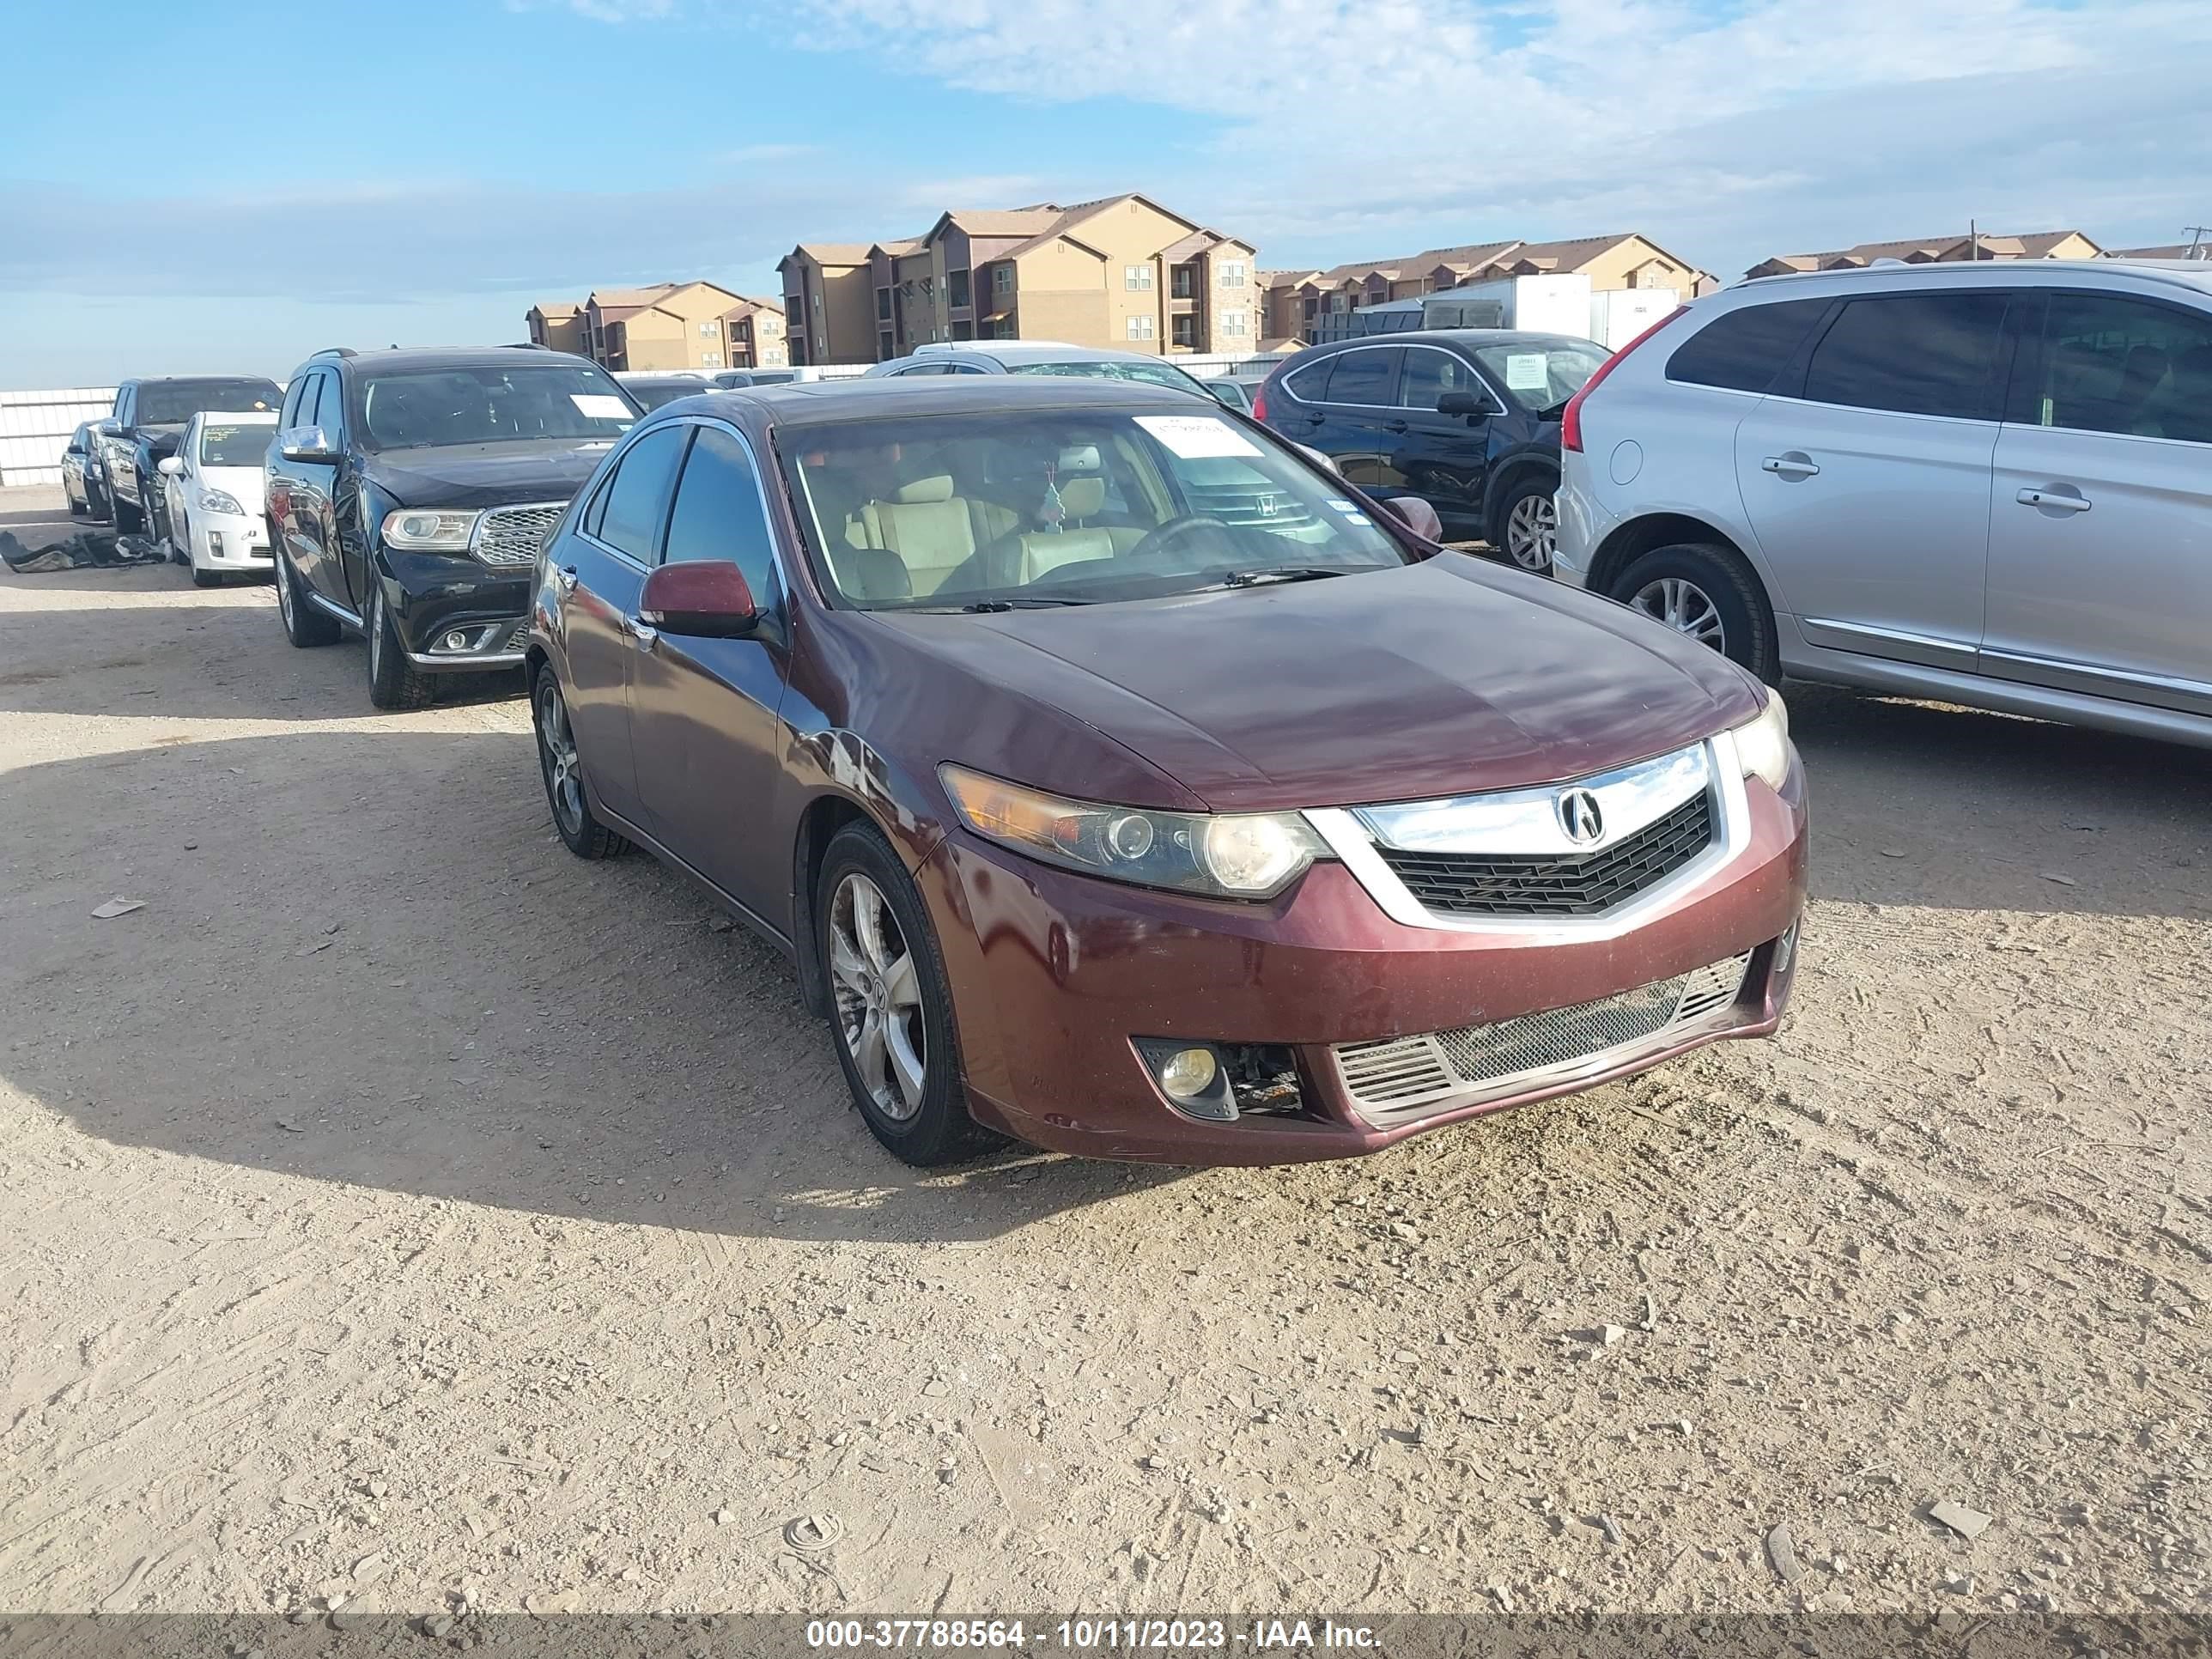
[940,764,1327,899]
[1729,689,1793,791]
[380,508,481,552]
[198,487,245,516]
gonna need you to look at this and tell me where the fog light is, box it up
[442,630,470,653]
[208,532,225,558]
[1156,1047,1218,1100]
[1774,920,1800,976]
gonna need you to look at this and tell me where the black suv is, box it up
[266,346,643,709]
[1255,330,1608,572]
[98,375,284,541]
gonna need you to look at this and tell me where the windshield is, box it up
[627,380,705,410]
[786,408,1411,612]
[1471,342,1609,411]
[138,380,283,425]
[1007,359,1211,397]
[357,365,639,450]
[199,422,274,465]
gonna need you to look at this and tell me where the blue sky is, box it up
[3,0,2207,386]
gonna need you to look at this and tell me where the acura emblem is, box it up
[1557,788,1604,844]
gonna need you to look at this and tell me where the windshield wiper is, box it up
[957,595,1096,611]
[1215,566,1355,588]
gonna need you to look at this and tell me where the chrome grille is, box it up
[1334,952,1753,1126]
[1377,791,1714,918]
[473,502,567,567]
[1182,479,1319,530]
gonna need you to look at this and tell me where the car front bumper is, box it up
[380,550,532,672]
[191,511,274,570]
[918,760,1808,1165]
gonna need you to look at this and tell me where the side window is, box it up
[1667,298,1832,393]
[1323,348,1398,406]
[1399,349,1483,410]
[661,427,779,599]
[1283,359,1331,402]
[313,371,342,441]
[279,378,307,428]
[1802,292,2011,420]
[592,424,687,562]
[2027,293,2212,443]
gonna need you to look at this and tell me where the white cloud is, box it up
[788,0,2212,272]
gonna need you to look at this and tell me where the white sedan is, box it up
[158,411,277,586]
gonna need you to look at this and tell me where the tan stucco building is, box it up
[527,283,786,371]
[778,194,1260,366]
[1743,229,2104,281]
[1261,234,1708,343]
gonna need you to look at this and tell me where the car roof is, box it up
[1729,257,2212,302]
[130,373,283,386]
[655,374,1208,428]
[1304,329,1593,352]
[318,346,599,375]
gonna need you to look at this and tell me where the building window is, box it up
[1219,260,1248,288]
[1124,264,1154,291]
[1171,265,1195,300]
[878,331,895,359]
[1171,315,1196,349]
[948,269,971,309]
[993,316,1016,340]
[877,287,891,319]
[952,319,974,341]
[1219,309,1249,337]
[1126,315,1155,341]
[993,264,1012,296]
[702,351,722,366]
[699,321,717,336]
[764,346,786,365]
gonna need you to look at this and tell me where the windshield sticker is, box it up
[1342,511,1373,526]
[570,394,632,419]
[1133,415,1262,459]
[1504,353,1550,392]
[1325,497,1358,511]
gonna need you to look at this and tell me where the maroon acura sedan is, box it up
[526,377,1805,1166]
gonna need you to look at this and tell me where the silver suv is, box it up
[1556,258,2212,749]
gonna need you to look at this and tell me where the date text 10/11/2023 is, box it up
[804,1619,1381,1650]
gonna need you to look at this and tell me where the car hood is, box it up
[362,440,615,509]
[872,555,1767,813]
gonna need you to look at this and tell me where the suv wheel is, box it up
[274,547,340,647]
[365,582,435,711]
[1492,476,1558,573]
[816,822,994,1167]
[114,472,144,535]
[533,669,627,859]
[1613,542,1779,684]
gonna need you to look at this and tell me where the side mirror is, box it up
[1437,392,1486,416]
[157,456,185,477]
[97,419,122,439]
[1381,495,1444,542]
[279,426,338,463]
[638,560,759,638]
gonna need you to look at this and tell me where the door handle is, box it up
[1382,418,1409,434]
[1761,454,1820,478]
[625,615,658,649]
[2017,487,2091,514]
[554,564,579,595]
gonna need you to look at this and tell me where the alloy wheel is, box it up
[828,872,927,1121]
[537,678,586,837]
[1632,575,1727,651]
[1504,493,1557,569]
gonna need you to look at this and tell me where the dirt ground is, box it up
[2,483,2207,1622]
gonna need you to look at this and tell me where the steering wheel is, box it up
[1125,514,1230,564]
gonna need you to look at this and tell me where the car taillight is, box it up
[1251,384,1269,422]
[1561,307,1689,453]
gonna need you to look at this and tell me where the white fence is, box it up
[1,388,115,487]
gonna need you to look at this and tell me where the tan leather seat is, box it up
[853,476,978,596]
[1019,477,1141,583]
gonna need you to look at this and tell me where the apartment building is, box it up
[1261,234,1707,343]
[526,283,786,371]
[1743,228,2104,280]
[777,194,1260,365]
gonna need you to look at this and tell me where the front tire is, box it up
[114,475,145,535]
[274,545,340,647]
[817,823,992,1167]
[1612,541,1779,684]
[533,669,628,860]
[366,580,435,711]
[1490,474,1558,573]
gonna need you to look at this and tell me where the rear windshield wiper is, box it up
[1216,566,1354,588]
